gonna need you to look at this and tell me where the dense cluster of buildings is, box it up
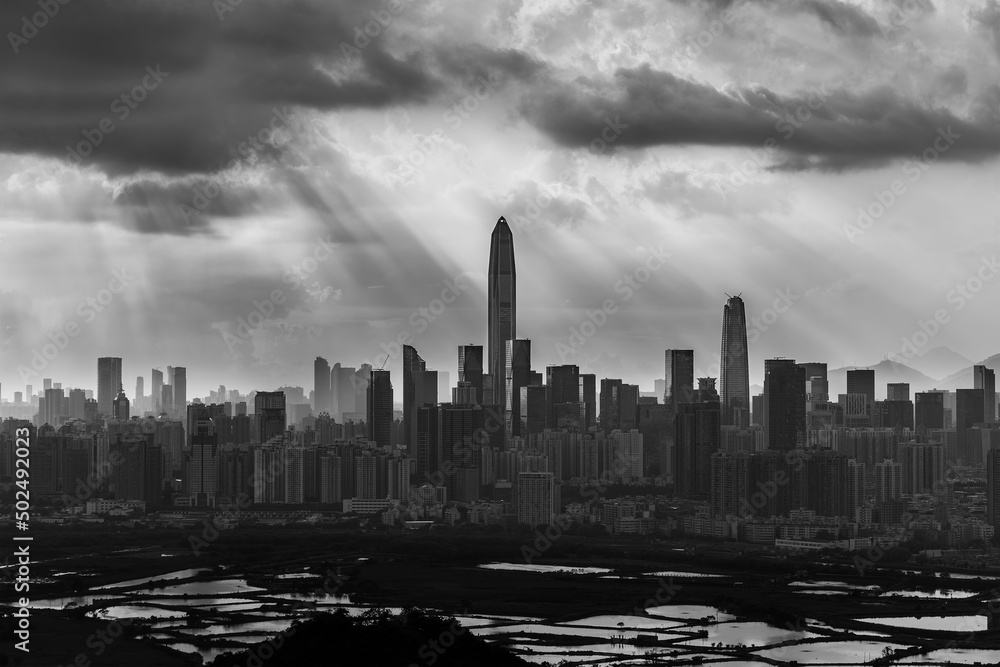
[1,217,999,552]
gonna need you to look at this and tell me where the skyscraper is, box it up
[545,365,580,430]
[97,357,122,417]
[915,391,945,432]
[599,379,640,433]
[166,366,187,419]
[166,366,176,415]
[764,359,806,450]
[331,364,357,421]
[521,385,547,436]
[453,382,477,404]
[314,357,332,415]
[367,369,392,448]
[674,377,721,498]
[988,442,1000,541]
[505,339,531,438]
[355,364,372,420]
[720,295,750,428]
[974,365,997,424]
[113,385,130,421]
[488,217,516,408]
[176,367,188,417]
[798,362,828,385]
[41,387,65,427]
[664,349,694,410]
[887,383,910,401]
[188,417,218,505]
[151,368,163,415]
[404,345,438,458]
[600,378,622,433]
[254,391,286,444]
[846,368,875,425]
[418,402,483,496]
[579,373,596,431]
[109,434,160,507]
[956,388,986,464]
[69,388,86,420]
[458,344,484,405]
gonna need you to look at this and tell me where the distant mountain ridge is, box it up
[828,360,939,399]
[826,351,999,398]
[900,346,975,380]
[936,352,1000,391]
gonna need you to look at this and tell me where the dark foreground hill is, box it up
[209,608,529,667]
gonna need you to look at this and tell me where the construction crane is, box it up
[378,354,390,370]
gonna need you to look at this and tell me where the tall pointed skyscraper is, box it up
[488,217,516,409]
[720,294,750,427]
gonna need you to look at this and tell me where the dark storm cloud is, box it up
[674,0,883,37]
[0,0,528,177]
[113,178,263,236]
[433,44,545,88]
[518,65,1000,170]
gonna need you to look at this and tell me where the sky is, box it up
[1,0,998,401]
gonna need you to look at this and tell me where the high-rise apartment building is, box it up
[517,471,554,527]
[899,443,945,495]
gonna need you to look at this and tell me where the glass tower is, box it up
[720,295,750,427]
[488,217,516,409]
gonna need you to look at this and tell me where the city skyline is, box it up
[3,213,997,404]
[2,301,998,408]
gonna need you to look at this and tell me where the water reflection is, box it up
[93,568,211,589]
